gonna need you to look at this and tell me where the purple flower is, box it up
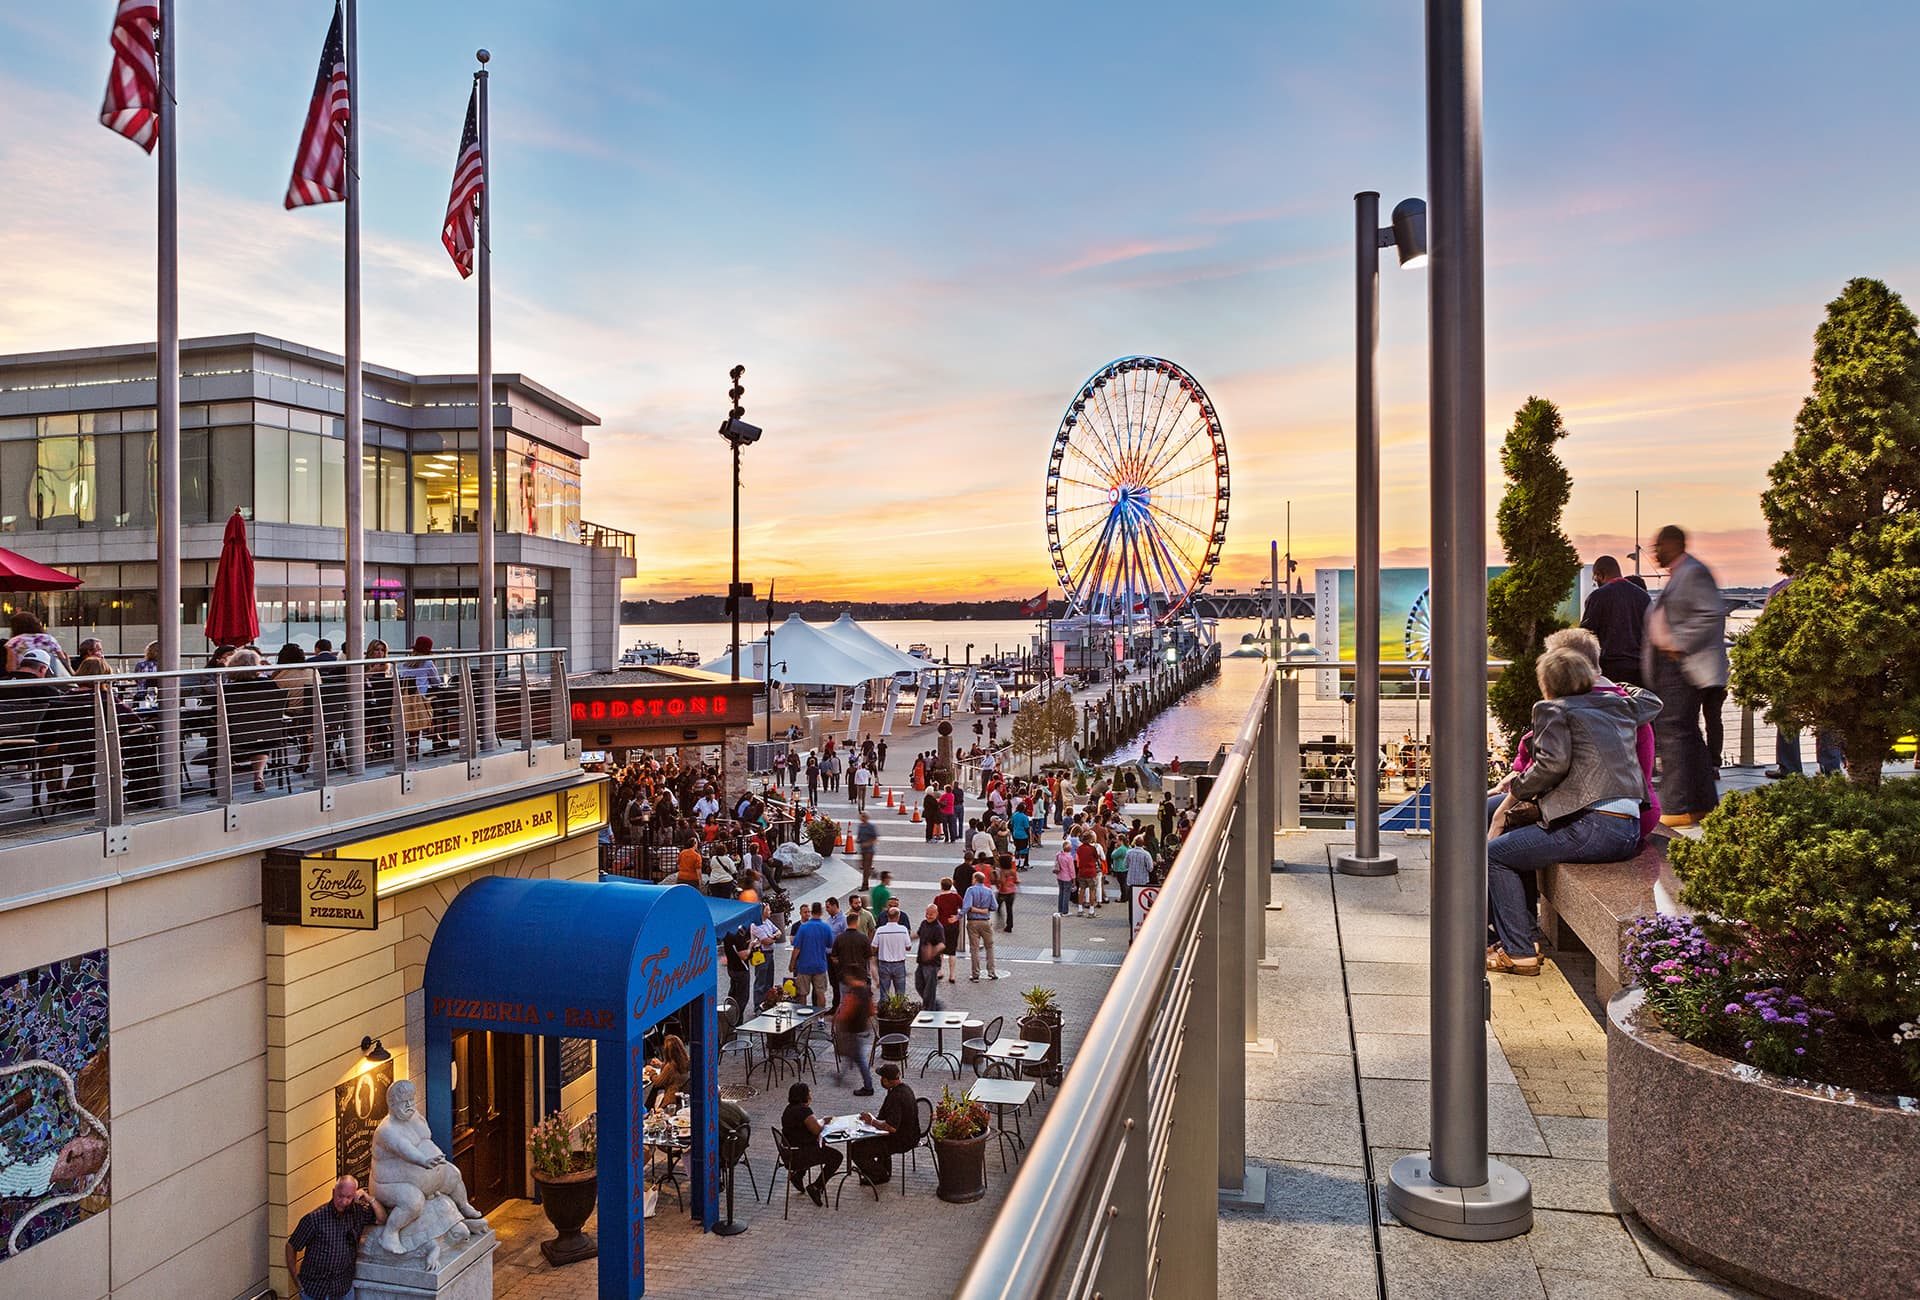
[1724,1003,1741,1015]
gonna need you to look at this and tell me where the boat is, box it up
[620,640,672,667]
[907,643,934,659]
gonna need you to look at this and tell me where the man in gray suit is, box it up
[1641,525,1727,826]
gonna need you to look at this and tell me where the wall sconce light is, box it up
[361,1036,391,1063]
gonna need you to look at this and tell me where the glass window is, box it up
[413,451,475,534]
[454,451,479,533]
[95,431,126,528]
[34,434,96,529]
[182,428,209,522]
[288,407,323,434]
[0,417,33,441]
[119,431,155,528]
[121,407,155,432]
[210,426,253,520]
[380,448,407,532]
[0,440,33,532]
[255,427,290,523]
[322,436,344,528]
[287,430,321,525]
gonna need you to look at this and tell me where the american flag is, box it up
[284,1,350,209]
[99,0,161,152]
[441,85,484,278]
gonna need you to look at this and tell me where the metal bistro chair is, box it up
[964,1015,1005,1079]
[717,1008,756,1094]
[913,1095,938,1184]
[720,1118,757,1203]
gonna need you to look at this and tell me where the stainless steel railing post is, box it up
[212,676,233,806]
[90,685,113,829]
[1279,668,1302,831]
[549,651,571,745]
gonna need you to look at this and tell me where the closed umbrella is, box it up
[205,509,259,645]
[0,546,82,592]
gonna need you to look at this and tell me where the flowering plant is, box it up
[929,1084,990,1141]
[528,1110,593,1178]
[1896,1022,1920,1083]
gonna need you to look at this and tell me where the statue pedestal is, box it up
[354,1225,495,1300]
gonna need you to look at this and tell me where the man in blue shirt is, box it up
[962,871,999,981]
[789,903,835,1008]
[949,785,967,844]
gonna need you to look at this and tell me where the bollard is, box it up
[1052,911,1062,958]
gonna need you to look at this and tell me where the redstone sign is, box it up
[568,681,757,742]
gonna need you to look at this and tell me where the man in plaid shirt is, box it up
[287,1175,387,1299]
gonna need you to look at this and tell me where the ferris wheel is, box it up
[1403,586,1433,681]
[1044,356,1230,628]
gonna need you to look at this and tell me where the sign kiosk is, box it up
[424,876,727,1299]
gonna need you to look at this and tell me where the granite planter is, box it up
[1607,987,1920,1300]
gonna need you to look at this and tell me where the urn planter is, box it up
[934,1134,988,1203]
[1608,988,1920,1300]
[533,1167,598,1267]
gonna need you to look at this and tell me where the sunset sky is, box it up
[5,3,1919,599]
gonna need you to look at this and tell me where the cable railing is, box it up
[956,663,1275,1300]
[0,647,572,847]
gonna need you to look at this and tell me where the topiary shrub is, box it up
[1669,775,1920,1037]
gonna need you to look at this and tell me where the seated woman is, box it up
[643,1033,690,1110]
[1486,646,1660,976]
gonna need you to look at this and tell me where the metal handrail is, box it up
[956,662,1274,1300]
[0,647,572,846]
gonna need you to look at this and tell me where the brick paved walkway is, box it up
[492,777,1128,1299]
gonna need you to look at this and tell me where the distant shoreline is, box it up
[621,596,1054,623]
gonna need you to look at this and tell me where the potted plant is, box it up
[876,991,919,1061]
[1018,985,1062,1080]
[529,1111,597,1266]
[930,1084,991,1203]
[806,814,840,857]
[762,881,794,932]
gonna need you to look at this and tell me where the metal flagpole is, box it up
[475,51,497,748]
[1385,0,1532,1239]
[156,0,181,808]
[343,0,366,773]
[1338,192,1396,877]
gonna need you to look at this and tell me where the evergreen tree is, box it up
[1732,278,1920,789]
[1486,397,1581,747]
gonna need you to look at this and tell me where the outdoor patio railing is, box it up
[955,662,1276,1300]
[0,647,572,847]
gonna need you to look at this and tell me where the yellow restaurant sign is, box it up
[299,856,377,929]
[310,780,610,899]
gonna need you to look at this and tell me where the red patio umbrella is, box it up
[0,546,82,592]
[205,509,259,645]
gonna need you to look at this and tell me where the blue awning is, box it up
[706,894,760,936]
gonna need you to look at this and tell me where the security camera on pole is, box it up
[720,365,762,681]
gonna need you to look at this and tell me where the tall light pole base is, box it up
[1335,851,1399,877]
[1384,1153,1533,1241]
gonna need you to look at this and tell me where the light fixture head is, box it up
[1391,197,1428,269]
[361,1035,392,1063]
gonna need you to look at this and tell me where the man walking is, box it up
[876,738,888,773]
[872,905,911,1000]
[851,759,870,811]
[833,967,877,1097]
[1580,554,1651,686]
[963,869,999,981]
[856,812,879,890]
[1642,525,1726,826]
[914,903,946,1011]
[789,903,835,1008]
[287,1176,386,1300]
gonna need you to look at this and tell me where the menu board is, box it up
[335,1061,393,1185]
[559,1037,593,1087]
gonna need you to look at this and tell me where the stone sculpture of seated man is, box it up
[367,1079,487,1269]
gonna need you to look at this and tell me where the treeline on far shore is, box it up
[621,595,1051,624]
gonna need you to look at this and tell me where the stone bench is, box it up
[1538,839,1688,999]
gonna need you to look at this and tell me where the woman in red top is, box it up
[933,876,964,984]
[938,787,957,845]
[1074,837,1102,917]
[993,855,1020,932]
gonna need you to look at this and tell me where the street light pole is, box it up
[1385,0,1533,1241]
[1339,191,1423,879]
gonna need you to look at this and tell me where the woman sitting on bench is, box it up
[1485,646,1660,976]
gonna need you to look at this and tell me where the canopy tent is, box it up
[818,613,932,676]
[698,614,899,687]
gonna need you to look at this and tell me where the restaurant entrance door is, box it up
[450,1029,526,1215]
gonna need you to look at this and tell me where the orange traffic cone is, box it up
[899,800,909,817]
[844,832,856,853]
[910,807,921,823]
[886,788,895,808]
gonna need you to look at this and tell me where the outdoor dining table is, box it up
[736,1006,820,1088]
[819,1113,887,1206]
[965,1076,1037,1169]
[641,1111,694,1207]
[981,1036,1049,1084]
[913,1008,969,1077]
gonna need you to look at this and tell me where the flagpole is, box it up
[343,0,366,773]
[156,0,181,809]
[475,50,497,748]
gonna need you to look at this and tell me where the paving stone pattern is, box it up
[1220,830,1757,1300]
[493,771,1130,1299]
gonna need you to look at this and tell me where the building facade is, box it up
[0,334,633,670]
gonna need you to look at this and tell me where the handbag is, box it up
[1487,793,1542,842]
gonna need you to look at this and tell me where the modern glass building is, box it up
[0,333,633,669]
